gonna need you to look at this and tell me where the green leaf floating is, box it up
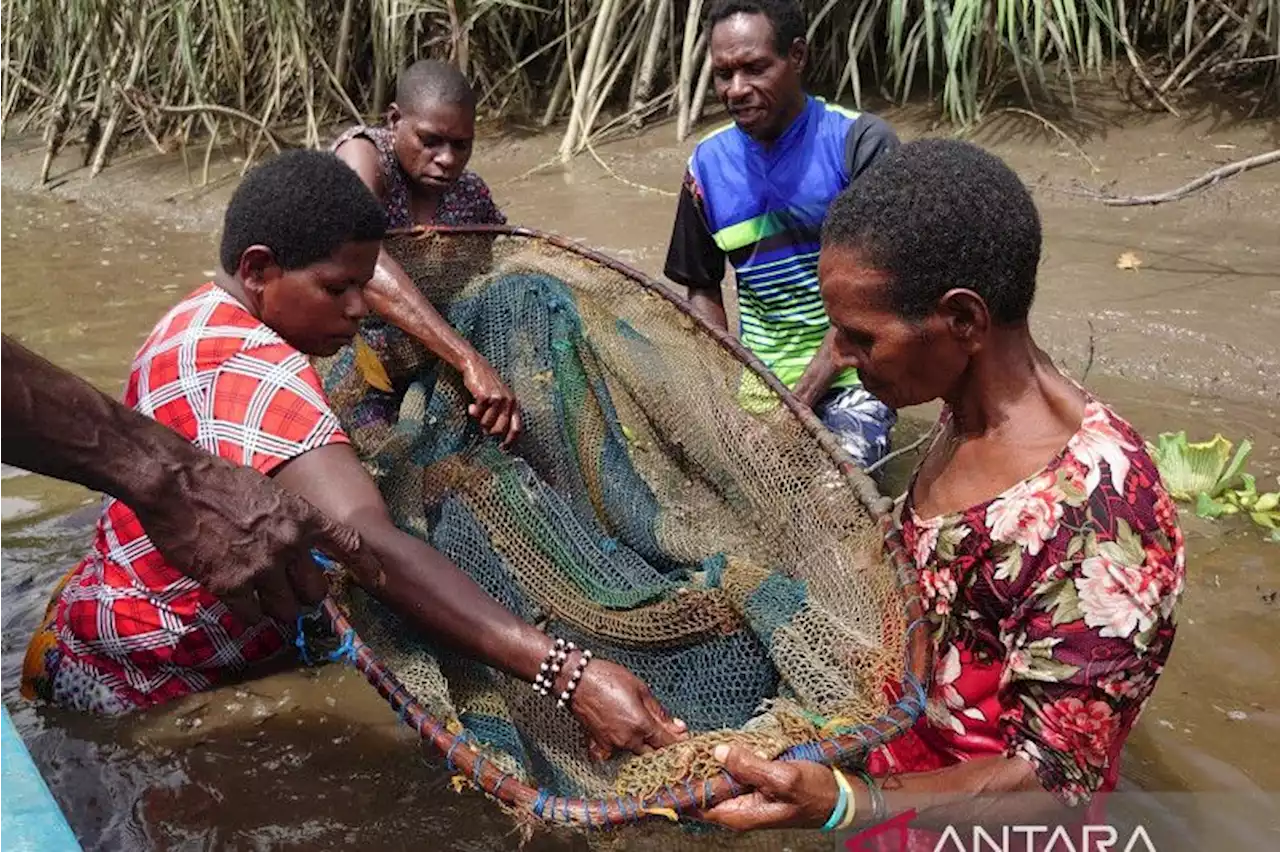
[1148,431,1251,500]
[1150,431,1279,541]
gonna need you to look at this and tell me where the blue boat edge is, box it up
[2,703,82,851]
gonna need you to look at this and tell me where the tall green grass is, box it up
[2,1,1275,180]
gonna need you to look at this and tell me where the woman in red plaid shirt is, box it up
[21,150,686,759]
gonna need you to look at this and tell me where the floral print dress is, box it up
[330,125,508,432]
[868,398,1185,810]
[332,125,506,230]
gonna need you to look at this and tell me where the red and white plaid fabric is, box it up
[46,283,349,711]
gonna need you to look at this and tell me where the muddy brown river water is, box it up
[2,101,1279,850]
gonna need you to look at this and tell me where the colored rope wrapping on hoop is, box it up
[781,741,828,763]
[293,604,333,667]
[772,668,933,766]
[901,672,928,716]
[424,718,447,742]
[532,789,550,818]
[446,734,470,771]
[292,552,349,667]
[492,772,511,799]
[328,629,357,665]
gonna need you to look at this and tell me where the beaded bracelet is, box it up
[556,649,593,709]
[532,637,571,697]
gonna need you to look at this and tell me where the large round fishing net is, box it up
[313,226,930,831]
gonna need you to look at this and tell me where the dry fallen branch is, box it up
[585,139,677,197]
[977,108,1099,173]
[1099,149,1280,206]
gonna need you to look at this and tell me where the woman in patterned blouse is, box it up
[695,140,1184,842]
[333,59,521,447]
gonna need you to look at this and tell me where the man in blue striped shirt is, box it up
[663,0,898,470]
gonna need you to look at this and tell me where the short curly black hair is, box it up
[821,139,1041,325]
[219,149,387,274]
[395,58,476,112]
[706,0,806,56]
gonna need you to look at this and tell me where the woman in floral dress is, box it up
[333,58,521,447]
[694,140,1184,845]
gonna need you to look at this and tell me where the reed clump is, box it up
[2,1,1276,181]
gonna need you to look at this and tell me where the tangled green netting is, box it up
[313,232,904,806]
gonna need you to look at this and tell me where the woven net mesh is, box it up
[314,230,906,809]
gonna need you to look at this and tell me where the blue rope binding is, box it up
[328,629,357,665]
[294,614,315,666]
[293,550,346,666]
[532,789,550,818]
[901,671,927,716]
[310,549,341,574]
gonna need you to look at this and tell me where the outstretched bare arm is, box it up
[335,137,521,447]
[273,443,687,756]
[0,334,384,624]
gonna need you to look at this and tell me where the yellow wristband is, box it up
[832,768,858,830]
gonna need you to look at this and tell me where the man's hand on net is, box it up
[132,454,385,626]
[461,355,523,449]
[569,658,688,759]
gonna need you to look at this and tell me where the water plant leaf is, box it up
[1149,432,1247,500]
[1195,492,1230,519]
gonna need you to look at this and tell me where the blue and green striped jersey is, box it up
[664,97,897,389]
